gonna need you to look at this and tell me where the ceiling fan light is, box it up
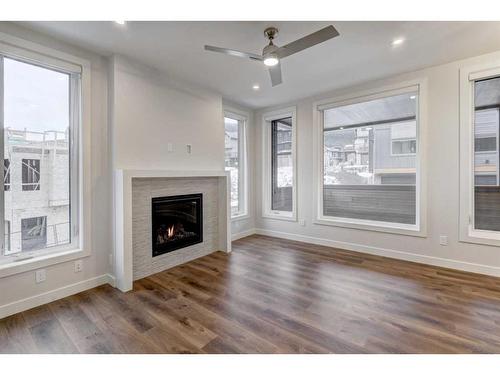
[263,55,279,67]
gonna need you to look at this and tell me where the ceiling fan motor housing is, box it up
[264,27,279,41]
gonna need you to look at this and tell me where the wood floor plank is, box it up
[28,318,78,354]
[0,313,38,353]
[3,234,500,353]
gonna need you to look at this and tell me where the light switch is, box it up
[439,235,448,246]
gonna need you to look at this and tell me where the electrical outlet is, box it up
[439,235,448,246]
[35,269,46,284]
[167,143,173,152]
[74,260,83,273]
[299,219,306,226]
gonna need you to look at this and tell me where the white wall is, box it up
[254,50,500,275]
[0,23,113,317]
[110,55,225,171]
[109,55,256,242]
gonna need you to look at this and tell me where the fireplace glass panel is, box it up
[152,194,203,257]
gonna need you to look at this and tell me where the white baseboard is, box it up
[106,273,116,287]
[255,228,500,278]
[232,228,257,241]
[0,274,115,319]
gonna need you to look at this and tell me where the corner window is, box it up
[472,77,500,232]
[459,64,500,245]
[224,111,247,218]
[262,107,297,221]
[1,54,81,259]
[318,87,422,232]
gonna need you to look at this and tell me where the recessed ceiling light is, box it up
[391,38,405,47]
[252,84,260,90]
[115,20,126,25]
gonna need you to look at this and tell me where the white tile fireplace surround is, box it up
[114,170,230,291]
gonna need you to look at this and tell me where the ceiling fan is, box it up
[204,25,340,87]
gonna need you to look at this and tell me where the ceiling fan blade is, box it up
[268,62,282,87]
[204,45,263,61]
[276,25,339,59]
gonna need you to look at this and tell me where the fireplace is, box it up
[151,193,203,257]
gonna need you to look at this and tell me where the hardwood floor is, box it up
[2,234,500,353]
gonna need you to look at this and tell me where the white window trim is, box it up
[224,107,249,221]
[312,79,428,237]
[261,106,297,222]
[459,61,500,246]
[0,32,92,278]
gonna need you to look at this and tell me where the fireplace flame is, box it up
[167,225,175,238]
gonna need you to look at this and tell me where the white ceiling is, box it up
[18,21,500,109]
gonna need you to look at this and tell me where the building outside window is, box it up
[321,90,419,226]
[224,112,247,218]
[391,122,417,155]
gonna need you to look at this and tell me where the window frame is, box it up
[223,108,249,220]
[0,31,92,277]
[261,106,297,222]
[459,61,500,246]
[312,80,428,236]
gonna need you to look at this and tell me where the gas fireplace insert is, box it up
[151,193,203,257]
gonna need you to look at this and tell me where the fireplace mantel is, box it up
[113,169,231,291]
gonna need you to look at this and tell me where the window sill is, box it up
[460,226,500,247]
[262,211,297,222]
[314,216,426,237]
[0,246,90,279]
[231,213,250,222]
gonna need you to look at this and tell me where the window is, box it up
[224,111,247,218]
[459,66,500,244]
[4,159,10,191]
[271,117,293,212]
[472,78,500,232]
[0,52,81,261]
[318,88,421,231]
[262,107,297,221]
[22,158,40,191]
